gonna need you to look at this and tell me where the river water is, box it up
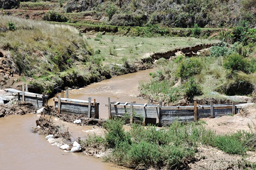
[49,69,154,119]
[0,69,154,170]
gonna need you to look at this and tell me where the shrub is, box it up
[103,118,131,148]
[214,135,246,154]
[192,24,201,38]
[184,78,203,101]
[223,53,250,73]
[177,58,202,79]
[210,41,232,57]
[43,11,68,22]
[8,22,16,31]
[95,49,101,54]
[106,4,117,21]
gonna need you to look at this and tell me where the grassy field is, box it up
[85,34,219,65]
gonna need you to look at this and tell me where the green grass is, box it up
[82,119,255,169]
[85,34,218,65]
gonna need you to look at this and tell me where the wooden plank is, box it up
[88,97,91,118]
[210,101,214,118]
[161,106,194,110]
[108,97,111,119]
[194,101,198,121]
[130,102,134,124]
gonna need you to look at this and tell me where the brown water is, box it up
[49,69,154,119]
[0,70,154,170]
[0,114,124,170]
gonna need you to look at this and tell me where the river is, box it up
[49,69,154,119]
[0,69,154,170]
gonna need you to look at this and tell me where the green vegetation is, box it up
[140,22,256,104]
[43,11,68,22]
[63,0,256,29]
[86,35,217,65]
[8,22,16,31]
[82,119,256,169]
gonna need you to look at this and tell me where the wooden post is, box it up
[66,89,69,98]
[58,96,61,114]
[22,84,25,102]
[18,92,20,101]
[88,97,91,118]
[124,102,128,113]
[143,104,147,126]
[114,102,119,116]
[42,93,45,106]
[61,90,64,98]
[26,83,28,92]
[130,102,134,124]
[156,104,161,125]
[210,101,214,118]
[232,102,236,115]
[94,99,97,118]
[36,95,38,108]
[108,97,111,119]
[194,100,198,121]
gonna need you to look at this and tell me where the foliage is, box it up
[184,78,203,101]
[103,118,131,148]
[210,41,231,57]
[43,11,68,22]
[106,4,117,21]
[98,120,255,169]
[192,24,201,38]
[223,53,250,73]
[8,22,16,31]
[177,58,202,79]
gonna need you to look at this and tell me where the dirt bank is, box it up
[0,101,35,117]
[202,105,256,135]
[33,115,108,159]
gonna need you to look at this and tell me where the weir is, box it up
[4,87,253,126]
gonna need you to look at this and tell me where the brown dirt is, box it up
[202,105,256,135]
[0,101,35,117]
[43,105,105,126]
[33,116,72,141]
[189,145,256,170]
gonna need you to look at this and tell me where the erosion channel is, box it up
[0,69,153,170]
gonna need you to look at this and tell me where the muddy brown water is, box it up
[1,70,154,170]
[49,69,154,119]
[0,114,124,170]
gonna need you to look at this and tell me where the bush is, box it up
[177,58,202,79]
[184,78,203,101]
[8,22,16,31]
[214,135,246,155]
[106,4,117,21]
[192,24,201,38]
[210,41,231,57]
[223,53,250,73]
[103,118,131,148]
[43,11,68,22]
